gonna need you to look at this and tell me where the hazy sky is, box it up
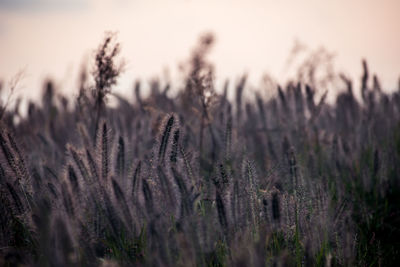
[0,0,399,100]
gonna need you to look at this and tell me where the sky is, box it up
[0,0,399,102]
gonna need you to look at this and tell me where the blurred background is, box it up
[0,0,399,102]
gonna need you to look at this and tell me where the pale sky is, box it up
[0,0,399,101]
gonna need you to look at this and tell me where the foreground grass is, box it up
[0,34,399,266]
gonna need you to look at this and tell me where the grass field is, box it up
[0,33,399,266]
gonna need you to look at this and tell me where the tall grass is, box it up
[0,33,399,266]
